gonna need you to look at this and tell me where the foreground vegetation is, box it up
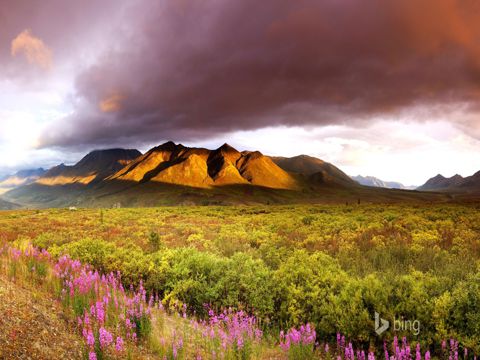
[1,204,480,356]
[0,243,467,359]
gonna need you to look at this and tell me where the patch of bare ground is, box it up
[0,276,83,360]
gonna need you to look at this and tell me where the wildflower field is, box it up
[1,204,480,359]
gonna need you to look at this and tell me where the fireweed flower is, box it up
[11,248,22,260]
[99,327,113,348]
[4,245,159,357]
[89,352,97,360]
[95,301,105,324]
[86,330,95,348]
[416,343,422,360]
[83,312,90,326]
[115,336,124,352]
[279,323,316,353]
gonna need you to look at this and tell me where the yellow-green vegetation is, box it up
[1,204,480,352]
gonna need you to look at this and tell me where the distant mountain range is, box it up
[351,175,416,190]
[0,142,464,208]
[418,172,480,192]
[0,168,46,195]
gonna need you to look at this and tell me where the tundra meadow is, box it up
[1,204,480,359]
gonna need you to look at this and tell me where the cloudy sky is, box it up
[1,0,480,185]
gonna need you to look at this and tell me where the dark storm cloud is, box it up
[33,0,480,147]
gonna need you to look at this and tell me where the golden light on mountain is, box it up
[36,174,97,186]
[108,142,300,190]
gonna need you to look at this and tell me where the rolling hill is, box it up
[271,155,355,187]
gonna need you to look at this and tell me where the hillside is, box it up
[271,155,355,187]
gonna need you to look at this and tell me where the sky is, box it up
[1,0,480,186]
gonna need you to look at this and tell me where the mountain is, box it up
[271,155,356,187]
[351,175,415,190]
[37,149,142,186]
[460,171,480,190]
[418,172,480,192]
[417,174,464,191]
[207,144,249,185]
[0,168,46,194]
[108,142,297,189]
[3,142,453,207]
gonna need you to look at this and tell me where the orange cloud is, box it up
[11,29,53,70]
[99,93,124,113]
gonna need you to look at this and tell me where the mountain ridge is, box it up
[418,171,480,192]
[37,148,141,186]
[2,141,456,208]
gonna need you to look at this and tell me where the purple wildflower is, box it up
[99,327,113,348]
[115,336,124,352]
